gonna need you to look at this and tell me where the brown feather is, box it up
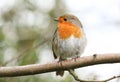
[52,28,58,59]
[56,71,64,77]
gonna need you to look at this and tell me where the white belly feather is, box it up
[56,35,86,59]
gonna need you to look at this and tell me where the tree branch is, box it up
[0,53,120,78]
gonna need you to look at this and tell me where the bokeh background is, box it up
[0,0,120,82]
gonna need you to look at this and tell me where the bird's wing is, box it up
[52,28,58,59]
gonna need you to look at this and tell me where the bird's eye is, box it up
[63,18,67,21]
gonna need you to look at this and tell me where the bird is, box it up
[52,14,87,76]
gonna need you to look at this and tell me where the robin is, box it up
[52,14,87,76]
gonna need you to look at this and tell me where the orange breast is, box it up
[58,22,83,39]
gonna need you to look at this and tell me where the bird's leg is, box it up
[58,57,66,67]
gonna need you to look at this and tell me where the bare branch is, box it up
[68,69,120,82]
[1,38,49,66]
[0,53,120,79]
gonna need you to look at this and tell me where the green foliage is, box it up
[18,50,38,65]
[0,28,4,41]
[0,28,4,64]
[0,0,68,82]
[0,52,4,64]
[0,78,5,82]
[19,76,40,82]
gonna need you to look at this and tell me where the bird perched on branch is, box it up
[52,14,87,76]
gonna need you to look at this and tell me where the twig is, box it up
[68,69,120,82]
[1,38,49,66]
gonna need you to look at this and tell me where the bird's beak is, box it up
[54,17,58,21]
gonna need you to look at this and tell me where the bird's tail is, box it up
[56,71,64,77]
[56,57,65,77]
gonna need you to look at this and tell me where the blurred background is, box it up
[0,0,120,82]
